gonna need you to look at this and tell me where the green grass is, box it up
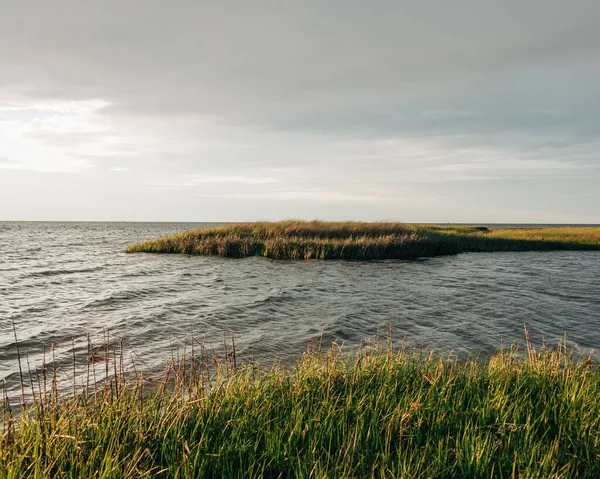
[2,336,599,478]
[125,221,600,260]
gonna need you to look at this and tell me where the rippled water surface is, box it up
[1,222,599,398]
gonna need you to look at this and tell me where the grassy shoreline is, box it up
[126,221,600,260]
[2,337,599,478]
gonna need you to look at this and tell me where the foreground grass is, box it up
[2,339,599,478]
[126,221,600,260]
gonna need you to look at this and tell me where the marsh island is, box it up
[127,221,600,260]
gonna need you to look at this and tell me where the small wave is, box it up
[13,305,49,315]
[81,287,171,309]
[0,266,20,272]
[245,289,300,309]
[23,265,105,279]
[118,269,165,278]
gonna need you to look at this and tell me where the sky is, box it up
[0,1,599,223]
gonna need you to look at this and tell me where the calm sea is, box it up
[1,222,599,399]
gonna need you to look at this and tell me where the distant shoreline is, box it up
[2,220,600,227]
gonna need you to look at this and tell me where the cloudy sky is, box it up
[1,1,598,222]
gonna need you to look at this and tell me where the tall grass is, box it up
[2,333,599,478]
[126,221,600,260]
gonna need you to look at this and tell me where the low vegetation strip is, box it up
[1,339,599,478]
[126,221,600,260]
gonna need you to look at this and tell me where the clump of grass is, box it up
[2,334,599,478]
[126,221,600,260]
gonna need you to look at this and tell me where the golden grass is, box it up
[126,221,600,260]
[487,227,600,245]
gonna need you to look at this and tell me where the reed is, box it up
[2,333,599,478]
[126,221,600,260]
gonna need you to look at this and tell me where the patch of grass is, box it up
[126,221,600,260]
[1,335,599,478]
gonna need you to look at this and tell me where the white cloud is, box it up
[197,190,444,203]
[185,175,281,185]
[0,99,114,172]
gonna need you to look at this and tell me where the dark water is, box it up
[1,222,599,400]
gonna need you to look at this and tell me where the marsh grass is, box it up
[126,221,600,260]
[2,332,599,478]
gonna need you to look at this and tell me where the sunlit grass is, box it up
[126,221,600,260]
[487,227,600,245]
[2,335,599,478]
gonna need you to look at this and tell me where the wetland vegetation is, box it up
[1,336,599,478]
[126,221,600,260]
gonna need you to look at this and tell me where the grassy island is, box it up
[2,338,599,478]
[126,221,600,260]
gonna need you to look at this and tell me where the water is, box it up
[1,222,600,400]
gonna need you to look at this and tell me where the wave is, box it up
[81,286,177,310]
[22,265,106,279]
[244,287,307,310]
[0,266,21,272]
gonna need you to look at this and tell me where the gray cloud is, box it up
[0,0,598,221]
[3,1,598,119]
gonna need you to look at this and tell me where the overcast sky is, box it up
[1,1,599,222]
